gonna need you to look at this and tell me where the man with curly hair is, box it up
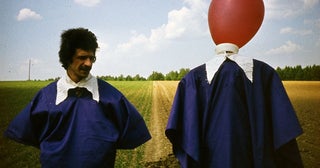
[5,28,151,167]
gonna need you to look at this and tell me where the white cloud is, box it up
[266,41,302,55]
[114,0,209,55]
[17,8,42,21]
[263,0,319,19]
[74,0,101,7]
[303,0,320,9]
[280,27,312,36]
[116,32,151,54]
[264,0,297,19]
[165,7,189,39]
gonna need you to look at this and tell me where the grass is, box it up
[108,81,153,168]
[0,81,50,168]
[0,81,319,167]
[0,80,153,168]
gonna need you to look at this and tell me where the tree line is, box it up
[98,65,320,81]
[276,65,320,81]
[97,68,190,81]
[45,65,320,81]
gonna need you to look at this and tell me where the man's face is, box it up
[67,48,96,83]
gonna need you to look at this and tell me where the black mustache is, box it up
[79,66,91,71]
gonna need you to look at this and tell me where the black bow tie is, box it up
[68,87,92,98]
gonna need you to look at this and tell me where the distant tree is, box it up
[165,71,179,80]
[45,77,60,81]
[133,74,146,81]
[310,65,320,80]
[276,65,320,80]
[118,74,125,81]
[125,75,133,81]
[294,65,303,80]
[97,67,192,81]
[98,75,115,81]
[178,68,190,80]
[148,71,165,80]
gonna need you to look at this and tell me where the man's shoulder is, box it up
[28,81,57,104]
[97,79,123,97]
[33,81,57,95]
[41,81,58,92]
[97,78,114,88]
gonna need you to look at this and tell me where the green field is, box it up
[0,81,153,168]
[0,81,319,167]
[0,81,50,168]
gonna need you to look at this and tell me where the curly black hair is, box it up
[59,28,99,69]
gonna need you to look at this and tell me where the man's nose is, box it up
[83,58,93,66]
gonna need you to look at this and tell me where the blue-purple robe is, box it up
[166,59,303,168]
[5,79,151,167]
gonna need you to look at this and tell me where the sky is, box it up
[1,0,319,81]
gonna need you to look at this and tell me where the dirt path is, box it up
[143,81,176,162]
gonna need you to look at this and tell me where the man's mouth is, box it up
[79,66,91,72]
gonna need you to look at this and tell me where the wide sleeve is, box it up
[254,61,303,167]
[115,96,151,149]
[4,90,48,148]
[165,78,201,167]
[268,71,303,149]
[268,68,303,167]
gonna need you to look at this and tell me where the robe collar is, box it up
[205,54,253,84]
[56,73,99,105]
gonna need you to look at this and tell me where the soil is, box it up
[142,81,320,168]
[143,81,180,167]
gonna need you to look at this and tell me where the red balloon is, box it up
[208,0,264,48]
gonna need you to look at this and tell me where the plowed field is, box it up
[0,81,319,167]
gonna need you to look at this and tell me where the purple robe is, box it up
[166,59,303,168]
[5,79,151,167]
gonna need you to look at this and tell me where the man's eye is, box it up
[77,56,96,62]
[78,56,87,60]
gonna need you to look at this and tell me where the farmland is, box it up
[283,81,320,168]
[0,81,319,167]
